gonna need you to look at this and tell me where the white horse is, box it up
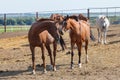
[96,15,110,44]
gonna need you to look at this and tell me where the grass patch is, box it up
[0,25,30,33]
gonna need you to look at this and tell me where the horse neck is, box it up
[39,24,59,41]
[69,19,80,34]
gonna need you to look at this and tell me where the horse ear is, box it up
[64,15,69,21]
[76,17,79,21]
[104,16,106,19]
[66,15,69,18]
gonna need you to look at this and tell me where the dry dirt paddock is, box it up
[0,25,120,80]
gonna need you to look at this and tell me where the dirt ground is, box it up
[0,25,120,80]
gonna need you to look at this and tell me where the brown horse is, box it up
[63,15,91,69]
[28,19,59,74]
[78,13,88,22]
[50,14,67,50]
[50,14,64,22]
[71,13,88,21]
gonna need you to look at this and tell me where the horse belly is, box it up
[47,33,54,44]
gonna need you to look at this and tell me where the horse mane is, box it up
[64,15,79,21]
[69,15,79,21]
[78,14,88,21]
[37,18,54,22]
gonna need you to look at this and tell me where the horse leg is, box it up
[59,35,65,51]
[45,44,53,70]
[30,45,36,74]
[76,42,82,68]
[53,42,57,71]
[97,28,101,43]
[71,42,75,69]
[90,29,96,41]
[101,32,104,44]
[85,40,89,63]
[41,45,47,73]
[104,31,107,44]
[61,36,67,49]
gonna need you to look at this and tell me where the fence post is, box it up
[36,12,39,21]
[106,8,108,18]
[4,14,6,32]
[87,9,90,19]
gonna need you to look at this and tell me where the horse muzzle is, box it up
[64,28,68,32]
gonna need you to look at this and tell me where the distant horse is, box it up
[71,13,88,22]
[78,13,88,22]
[50,14,64,22]
[63,15,92,69]
[28,19,59,74]
[96,15,110,44]
[50,14,67,50]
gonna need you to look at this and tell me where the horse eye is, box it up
[63,21,67,26]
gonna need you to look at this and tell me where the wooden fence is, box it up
[1,7,120,33]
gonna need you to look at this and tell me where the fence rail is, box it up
[0,7,120,33]
[0,26,30,33]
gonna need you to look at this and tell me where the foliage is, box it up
[0,17,35,25]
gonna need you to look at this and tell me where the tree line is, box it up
[0,17,35,25]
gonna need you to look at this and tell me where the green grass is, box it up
[0,25,30,33]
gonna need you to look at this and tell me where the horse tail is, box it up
[90,29,96,41]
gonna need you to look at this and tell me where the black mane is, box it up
[37,18,54,22]
[64,15,79,21]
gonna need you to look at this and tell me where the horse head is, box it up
[63,15,79,31]
[50,14,64,23]
[62,15,70,31]
[99,15,109,29]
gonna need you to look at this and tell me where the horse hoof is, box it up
[43,70,47,74]
[71,64,74,69]
[71,66,74,69]
[32,70,36,75]
[49,65,53,70]
[53,67,57,71]
[78,63,82,68]
[71,65,74,69]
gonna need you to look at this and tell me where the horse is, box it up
[50,13,64,22]
[78,13,88,22]
[50,14,67,50]
[63,15,92,69]
[96,15,110,44]
[28,19,59,74]
[70,14,88,22]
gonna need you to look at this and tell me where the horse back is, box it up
[28,21,58,47]
[79,20,90,41]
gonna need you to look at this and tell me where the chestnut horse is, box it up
[63,15,91,69]
[50,14,67,50]
[28,19,59,74]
